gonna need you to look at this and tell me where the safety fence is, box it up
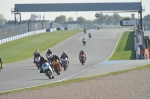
[0,21,63,40]
[0,28,57,44]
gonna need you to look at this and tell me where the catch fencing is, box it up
[0,21,63,40]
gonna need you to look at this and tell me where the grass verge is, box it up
[109,31,135,60]
[0,64,150,95]
[0,30,81,64]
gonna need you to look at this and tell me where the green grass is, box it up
[1,63,150,95]
[109,31,135,60]
[0,30,81,64]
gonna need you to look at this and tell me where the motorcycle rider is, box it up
[46,48,52,56]
[79,50,87,62]
[88,33,92,37]
[0,57,3,69]
[46,48,53,61]
[84,28,86,33]
[60,51,69,65]
[33,49,41,63]
[39,56,53,76]
[52,54,60,62]
[82,38,86,43]
[51,54,62,70]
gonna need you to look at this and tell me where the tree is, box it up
[105,15,115,23]
[0,14,6,26]
[144,14,150,21]
[85,20,93,24]
[54,15,66,24]
[67,17,74,22]
[94,13,106,24]
[76,17,86,24]
[113,13,121,23]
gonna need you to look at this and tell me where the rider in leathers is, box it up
[39,56,52,73]
[51,54,60,62]
[51,54,62,69]
[46,48,53,61]
[60,51,69,65]
[79,50,87,62]
[88,33,92,37]
[33,49,41,63]
[46,48,52,56]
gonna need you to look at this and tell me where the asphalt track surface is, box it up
[1,28,149,92]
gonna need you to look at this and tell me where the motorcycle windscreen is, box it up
[61,58,67,64]
[42,62,50,70]
[35,57,40,62]
[47,54,52,58]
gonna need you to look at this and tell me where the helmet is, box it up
[81,49,84,53]
[36,49,39,52]
[63,51,66,54]
[40,56,44,61]
[53,54,56,57]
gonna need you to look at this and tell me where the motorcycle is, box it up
[83,40,86,46]
[88,33,91,38]
[52,59,62,75]
[84,29,86,34]
[46,54,53,63]
[34,56,40,69]
[42,62,54,79]
[79,54,86,65]
[60,57,68,71]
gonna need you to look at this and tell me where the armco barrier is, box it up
[46,28,57,32]
[57,27,64,30]
[0,28,57,44]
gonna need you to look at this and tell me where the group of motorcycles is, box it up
[80,29,92,64]
[33,29,90,79]
[34,53,69,79]
[83,29,92,46]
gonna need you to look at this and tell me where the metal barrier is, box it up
[0,21,63,40]
[0,28,57,44]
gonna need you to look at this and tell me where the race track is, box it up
[0,28,128,92]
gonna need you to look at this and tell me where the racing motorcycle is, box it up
[34,56,40,69]
[79,54,86,65]
[84,29,86,34]
[83,40,86,46]
[46,53,53,63]
[88,33,91,38]
[42,62,54,79]
[52,59,62,75]
[60,57,68,71]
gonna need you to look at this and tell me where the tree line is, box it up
[54,13,150,24]
[0,13,150,26]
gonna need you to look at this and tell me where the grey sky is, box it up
[0,0,149,20]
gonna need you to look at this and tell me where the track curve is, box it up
[0,28,127,92]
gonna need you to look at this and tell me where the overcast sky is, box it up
[0,0,149,20]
